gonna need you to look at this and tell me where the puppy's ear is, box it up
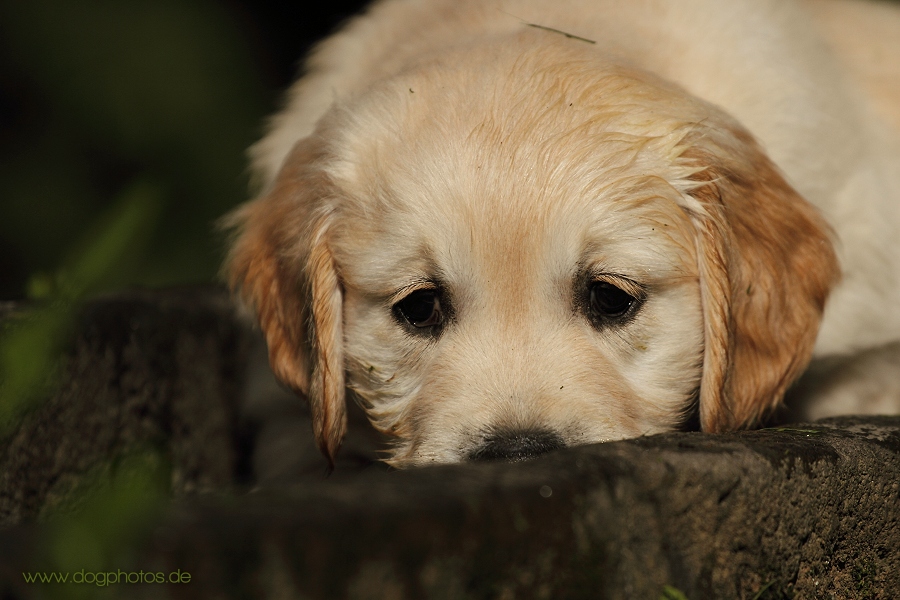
[683,126,840,432]
[224,138,346,465]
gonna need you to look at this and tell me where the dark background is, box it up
[0,0,370,301]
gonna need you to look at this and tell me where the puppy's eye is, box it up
[589,281,638,321]
[394,289,444,329]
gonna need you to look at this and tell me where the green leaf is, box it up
[0,179,164,434]
[42,450,170,600]
[0,304,70,431]
[660,585,690,600]
[57,179,164,298]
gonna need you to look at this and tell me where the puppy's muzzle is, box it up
[467,430,564,463]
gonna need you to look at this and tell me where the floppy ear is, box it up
[224,138,346,465]
[683,125,840,432]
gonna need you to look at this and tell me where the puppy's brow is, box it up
[389,279,438,303]
[590,273,647,299]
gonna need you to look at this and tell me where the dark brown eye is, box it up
[394,289,443,329]
[589,281,637,321]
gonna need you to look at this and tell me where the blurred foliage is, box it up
[0,0,275,588]
[0,0,369,584]
[40,451,171,600]
[0,180,163,433]
[0,0,270,298]
[659,585,690,600]
[0,180,169,598]
[0,302,69,432]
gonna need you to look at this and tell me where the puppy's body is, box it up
[229,0,900,466]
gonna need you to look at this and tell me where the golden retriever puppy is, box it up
[225,0,900,467]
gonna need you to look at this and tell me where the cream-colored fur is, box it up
[227,0,900,467]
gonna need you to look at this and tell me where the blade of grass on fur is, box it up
[526,22,596,44]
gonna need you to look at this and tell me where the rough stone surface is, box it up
[1,287,898,599]
[0,287,253,524]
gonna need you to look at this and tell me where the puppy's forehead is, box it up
[325,41,701,290]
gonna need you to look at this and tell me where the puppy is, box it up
[225,0,900,467]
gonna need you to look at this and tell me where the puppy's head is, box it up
[226,38,838,467]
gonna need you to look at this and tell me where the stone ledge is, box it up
[0,287,897,599]
[136,417,900,599]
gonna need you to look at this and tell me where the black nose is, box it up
[468,430,565,462]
